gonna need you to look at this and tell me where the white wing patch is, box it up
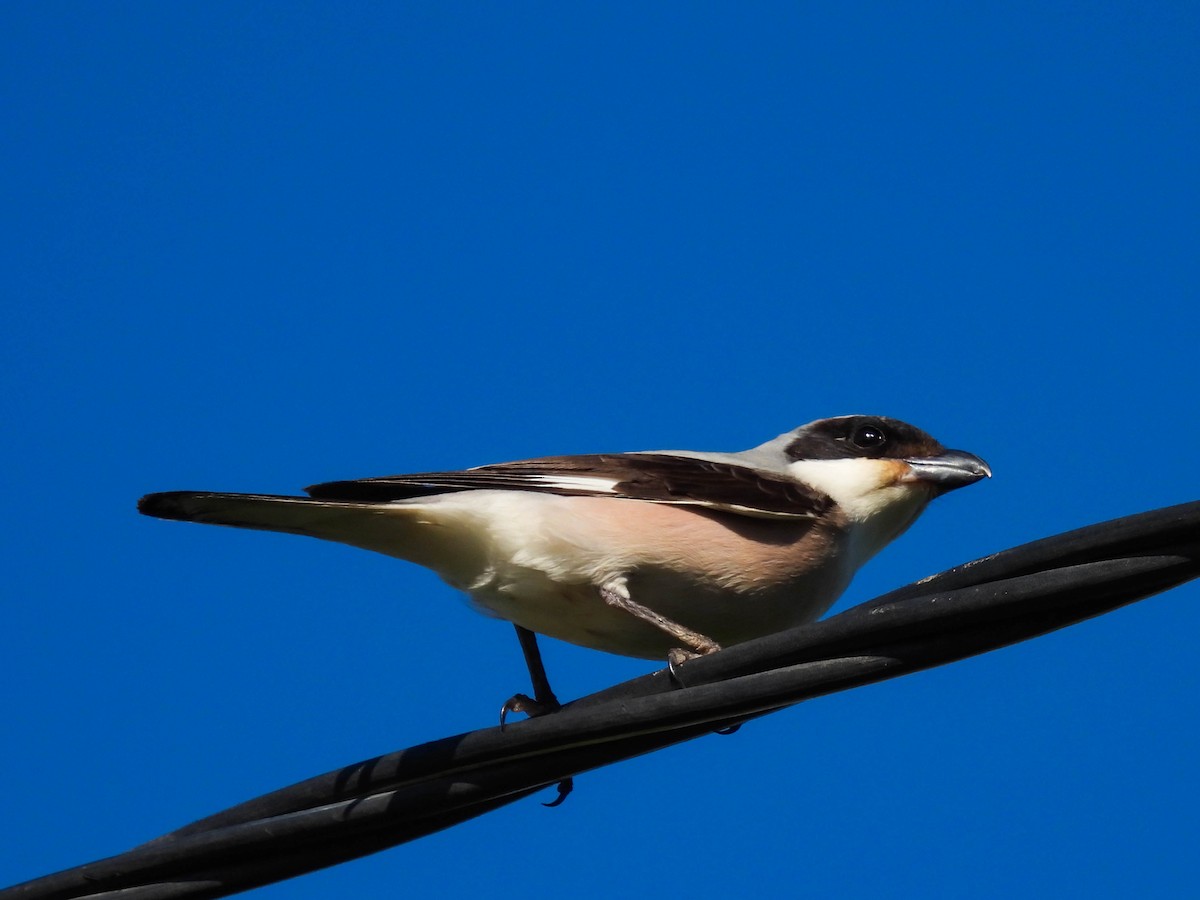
[530,474,620,493]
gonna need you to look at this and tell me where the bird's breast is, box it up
[427,493,854,658]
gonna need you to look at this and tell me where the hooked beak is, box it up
[902,449,992,493]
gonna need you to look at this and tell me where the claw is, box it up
[542,777,574,807]
[667,647,701,687]
[499,692,561,729]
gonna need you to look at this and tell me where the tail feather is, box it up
[137,491,431,561]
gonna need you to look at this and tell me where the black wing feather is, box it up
[305,454,832,520]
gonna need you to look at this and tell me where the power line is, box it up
[5,500,1198,900]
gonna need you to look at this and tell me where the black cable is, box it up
[4,500,1198,900]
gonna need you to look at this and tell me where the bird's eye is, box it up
[851,424,888,450]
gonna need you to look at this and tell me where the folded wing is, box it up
[306,453,834,520]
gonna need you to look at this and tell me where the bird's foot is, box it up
[665,647,740,734]
[498,692,573,807]
[667,647,702,670]
[499,691,561,728]
[666,639,722,686]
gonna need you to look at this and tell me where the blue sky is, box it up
[3,3,1198,896]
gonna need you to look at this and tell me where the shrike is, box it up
[139,415,989,717]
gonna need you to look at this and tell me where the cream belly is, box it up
[396,492,853,659]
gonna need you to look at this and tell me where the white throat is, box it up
[786,458,931,566]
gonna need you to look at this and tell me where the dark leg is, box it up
[516,625,559,708]
[500,625,562,726]
[500,625,574,804]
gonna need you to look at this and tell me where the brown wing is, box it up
[305,453,833,520]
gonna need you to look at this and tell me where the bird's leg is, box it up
[598,582,723,696]
[599,583,722,658]
[514,624,560,710]
[499,626,575,805]
[500,625,562,726]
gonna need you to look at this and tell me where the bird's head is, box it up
[776,415,991,563]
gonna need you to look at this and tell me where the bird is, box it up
[138,415,990,719]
